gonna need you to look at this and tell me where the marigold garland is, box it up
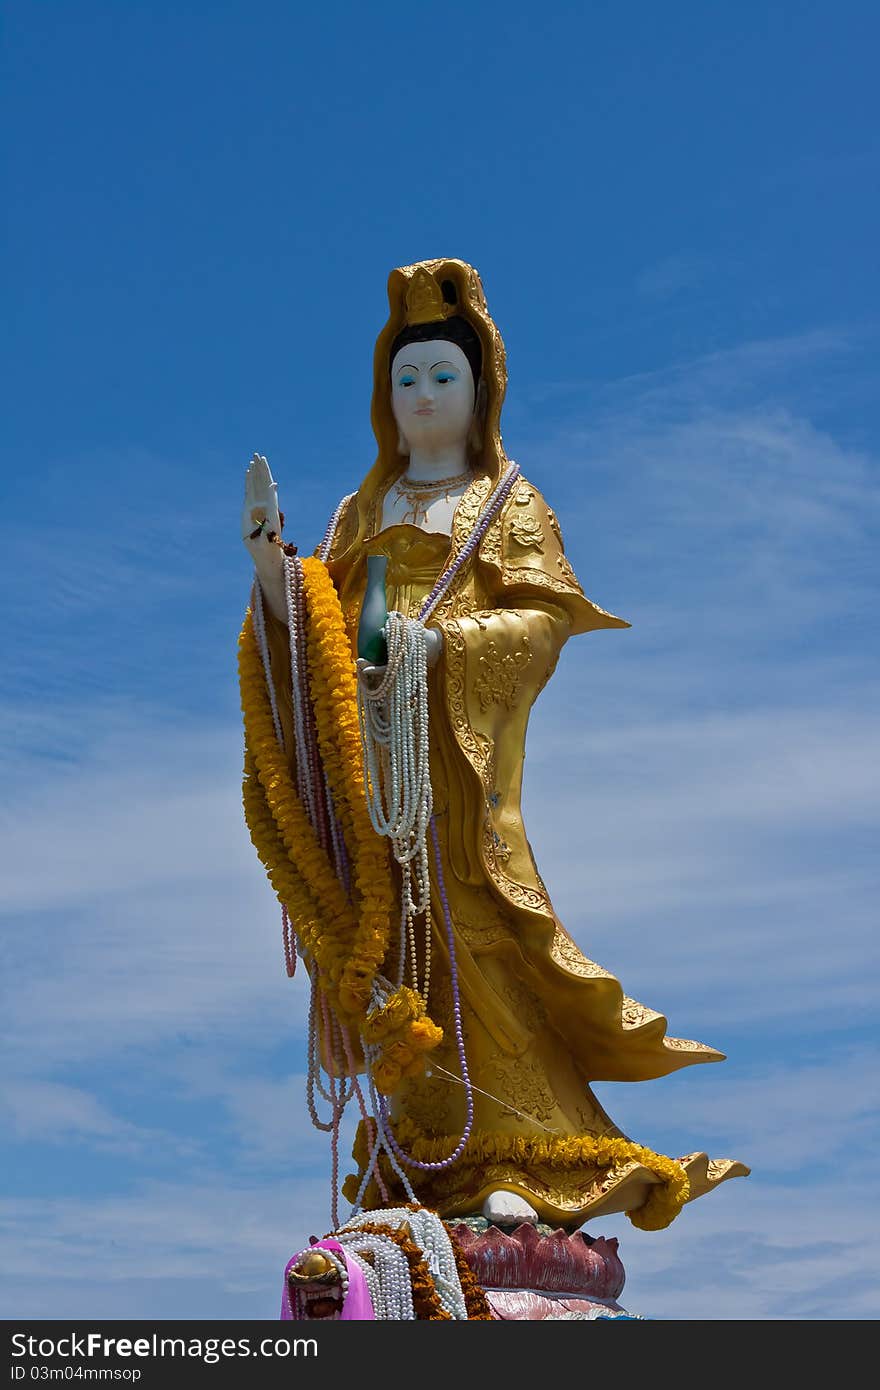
[239,614,357,1003]
[239,570,443,1087]
[361,986,444,1096]
[240,614,351,928]
[344,1122,690,1232]
[300,556,394,1016]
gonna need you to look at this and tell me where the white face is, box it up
[390,339,475,453]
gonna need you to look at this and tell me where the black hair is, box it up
[389,281,482,389]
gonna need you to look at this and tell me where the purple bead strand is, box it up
[418,463,520,624]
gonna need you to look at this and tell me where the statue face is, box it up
[390,339,475,454]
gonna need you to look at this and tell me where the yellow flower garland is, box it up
[239,612,358,998]
[344,1123,690,1231]
[300,557,394,1016]
[361,986,444,1095]
[298,558,443,1085]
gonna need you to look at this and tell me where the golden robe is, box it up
[253,258,748,1229]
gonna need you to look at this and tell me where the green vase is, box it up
[358,554,389,666]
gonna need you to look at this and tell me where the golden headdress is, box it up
[366,258,510,494]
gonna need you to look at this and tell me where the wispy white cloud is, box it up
[556,409,877,650]
[522,333,878,642]
[588,1175,880,1320]
[592,1047,878,1171]
[0,1177,331,1320]
[0,1080,193,1157]
[2,327,877,1320]
[587,1054,880,1319]
[636,252,717,302]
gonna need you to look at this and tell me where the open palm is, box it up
[242,453,283,552]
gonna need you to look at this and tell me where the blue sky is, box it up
[2,0,878,1321]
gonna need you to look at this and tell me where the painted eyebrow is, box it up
[395,363,420,375]
[431,361,458,371]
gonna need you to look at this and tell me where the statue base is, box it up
[282,1208,646,1319]
[448,1217,642,1320]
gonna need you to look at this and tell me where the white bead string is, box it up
[358,612,433,1000]
[317,492,357,563]
[334,1232,415,1320]
[338,1206,468,1320]
[346,1045,418,1216]
[252,578,285,751]
[338,1022,390,1207]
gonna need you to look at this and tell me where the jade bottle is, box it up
[357,554,389,666]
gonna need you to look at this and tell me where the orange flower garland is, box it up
[300,556,394,1016]
[238,564,444,1092]
[239,616,357,999]
[298,557,444,1088]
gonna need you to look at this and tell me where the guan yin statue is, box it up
[237,258,749,1320]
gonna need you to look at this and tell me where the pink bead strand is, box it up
[338,1023,390,1206]
[282,905,297,979]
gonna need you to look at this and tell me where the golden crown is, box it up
[404,267,454,326]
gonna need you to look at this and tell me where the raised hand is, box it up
[242,453,287,622]
[242,453,284,556]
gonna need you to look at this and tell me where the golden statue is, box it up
[238,258,748,1236]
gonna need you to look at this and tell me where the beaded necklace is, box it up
[389,469,471,527]
[338,1207,469,1320]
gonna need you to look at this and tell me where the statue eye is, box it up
[435,372,456,385]
[398,375,416,387]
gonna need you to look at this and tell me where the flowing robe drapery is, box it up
[255,470,747,1225]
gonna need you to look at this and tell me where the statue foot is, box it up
[481,1189,539,1226]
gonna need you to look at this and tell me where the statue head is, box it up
[370,260,506,475]
[389,329,480,456]
[389,276,484,457]
[345,259,509,540]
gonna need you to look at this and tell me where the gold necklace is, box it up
[392,470,471,527]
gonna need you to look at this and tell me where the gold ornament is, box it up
[405,267,452,326]
[392,470,472,527]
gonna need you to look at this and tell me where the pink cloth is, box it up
[281,1238,376,1320]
